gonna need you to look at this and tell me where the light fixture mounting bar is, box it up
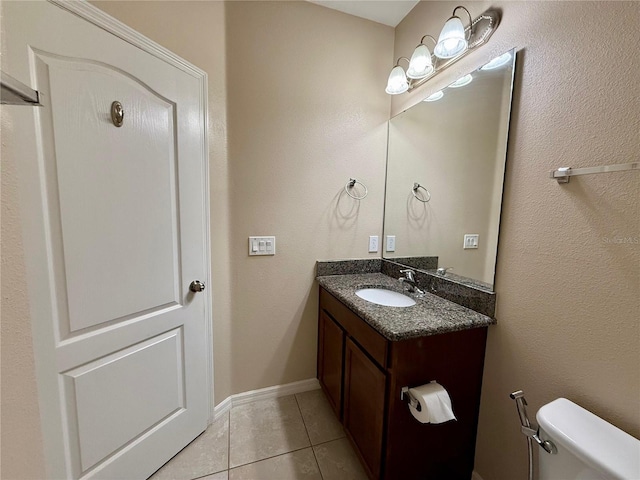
[408,9,500,93]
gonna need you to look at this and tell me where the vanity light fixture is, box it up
[385,6,500,95]
[449,74,473,88]
[407,35,437,79]
[385,57,410,95]
[480,51,512,70]
[424,90,444,102]
[434,6,472,59]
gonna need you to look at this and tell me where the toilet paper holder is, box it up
[401,386,422,411]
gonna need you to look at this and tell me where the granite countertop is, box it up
[317,273,496,341]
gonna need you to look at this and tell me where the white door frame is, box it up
[23,0,214,474]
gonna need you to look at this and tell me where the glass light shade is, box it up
[480,52,512,70]
[449,74,473,88]
[407,44,434,79]
[424,90,444,102]
[434,16,467,59]
[385,65,409,95]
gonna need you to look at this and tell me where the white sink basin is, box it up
[355,288,416,307]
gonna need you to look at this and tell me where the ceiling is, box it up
[307,0,420,27]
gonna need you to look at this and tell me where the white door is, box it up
[3,1,211,478]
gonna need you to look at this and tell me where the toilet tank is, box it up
[536,398,640,480]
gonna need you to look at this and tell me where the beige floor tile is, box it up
[296,389,345,445]
[313,438,368,480]
[150,413,229,480]
[229,449,322,480]
[229,395,310,468]
[201,471,229,480]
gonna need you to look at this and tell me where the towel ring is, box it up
[345,178,368,200]
[412,183,431,203]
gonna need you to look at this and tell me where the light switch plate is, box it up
[463,234,479,249]
[249,236,276,256]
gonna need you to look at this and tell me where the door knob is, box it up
[189,280,206,293]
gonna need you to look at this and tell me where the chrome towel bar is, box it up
[550,162,638,184]
[1,71,41,106]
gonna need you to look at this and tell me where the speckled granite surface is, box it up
[316,259,381,276]
[316,273,495,341]
[382,260,496,318]
[384,256,439,271]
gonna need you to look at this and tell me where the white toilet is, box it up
[536,398,640,480]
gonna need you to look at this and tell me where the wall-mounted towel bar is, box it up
[550,162,638,184]
[1,71,41,106]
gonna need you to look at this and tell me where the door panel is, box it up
[63,329,185,472]
[35,52,181,335]
[3,2,210,478]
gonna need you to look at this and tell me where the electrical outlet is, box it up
[386,235,396,252]
[369,235,379,253]
[463,234,479,249]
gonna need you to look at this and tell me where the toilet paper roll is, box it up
[408,381,456,424]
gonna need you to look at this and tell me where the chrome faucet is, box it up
[436,267,453,276]
[399,269,424,294]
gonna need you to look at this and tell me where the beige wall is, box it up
[394,2,639,479]
[223,1,392,396]
[1,112,47,479]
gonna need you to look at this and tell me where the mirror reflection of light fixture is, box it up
[407,35,437,80]
[480,51,512,70]
[434,6,472,59]
[385,6,500,95]
[385,57,410,95]
[424,90,444,102]
[449,74,473,88]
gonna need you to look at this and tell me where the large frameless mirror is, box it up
[383,49,516,291]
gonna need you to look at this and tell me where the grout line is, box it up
[229,445,314,471]
[190,470,227,480]
[187,412,231,480]
[294,393,325,479]
[294,393,314,448]
[310,436,346,448]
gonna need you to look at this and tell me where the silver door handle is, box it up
[189,280,206,293]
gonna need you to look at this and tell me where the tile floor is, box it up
[149,389,368,480]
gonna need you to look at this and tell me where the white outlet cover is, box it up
[386,235,396,252]
[369,235,379,253]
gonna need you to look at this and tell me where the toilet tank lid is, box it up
[536,398,640,480]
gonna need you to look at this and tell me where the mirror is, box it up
[383,50,516,291]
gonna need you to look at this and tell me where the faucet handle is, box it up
[399,269,415,281]
[436,267,453,276]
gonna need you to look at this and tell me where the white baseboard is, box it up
[472,471,484,480]
[212,378,321,422]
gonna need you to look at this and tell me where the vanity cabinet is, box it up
[317,286,488,480]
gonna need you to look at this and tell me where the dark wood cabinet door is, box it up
[318,310,344,417]
[343,337,386,480]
